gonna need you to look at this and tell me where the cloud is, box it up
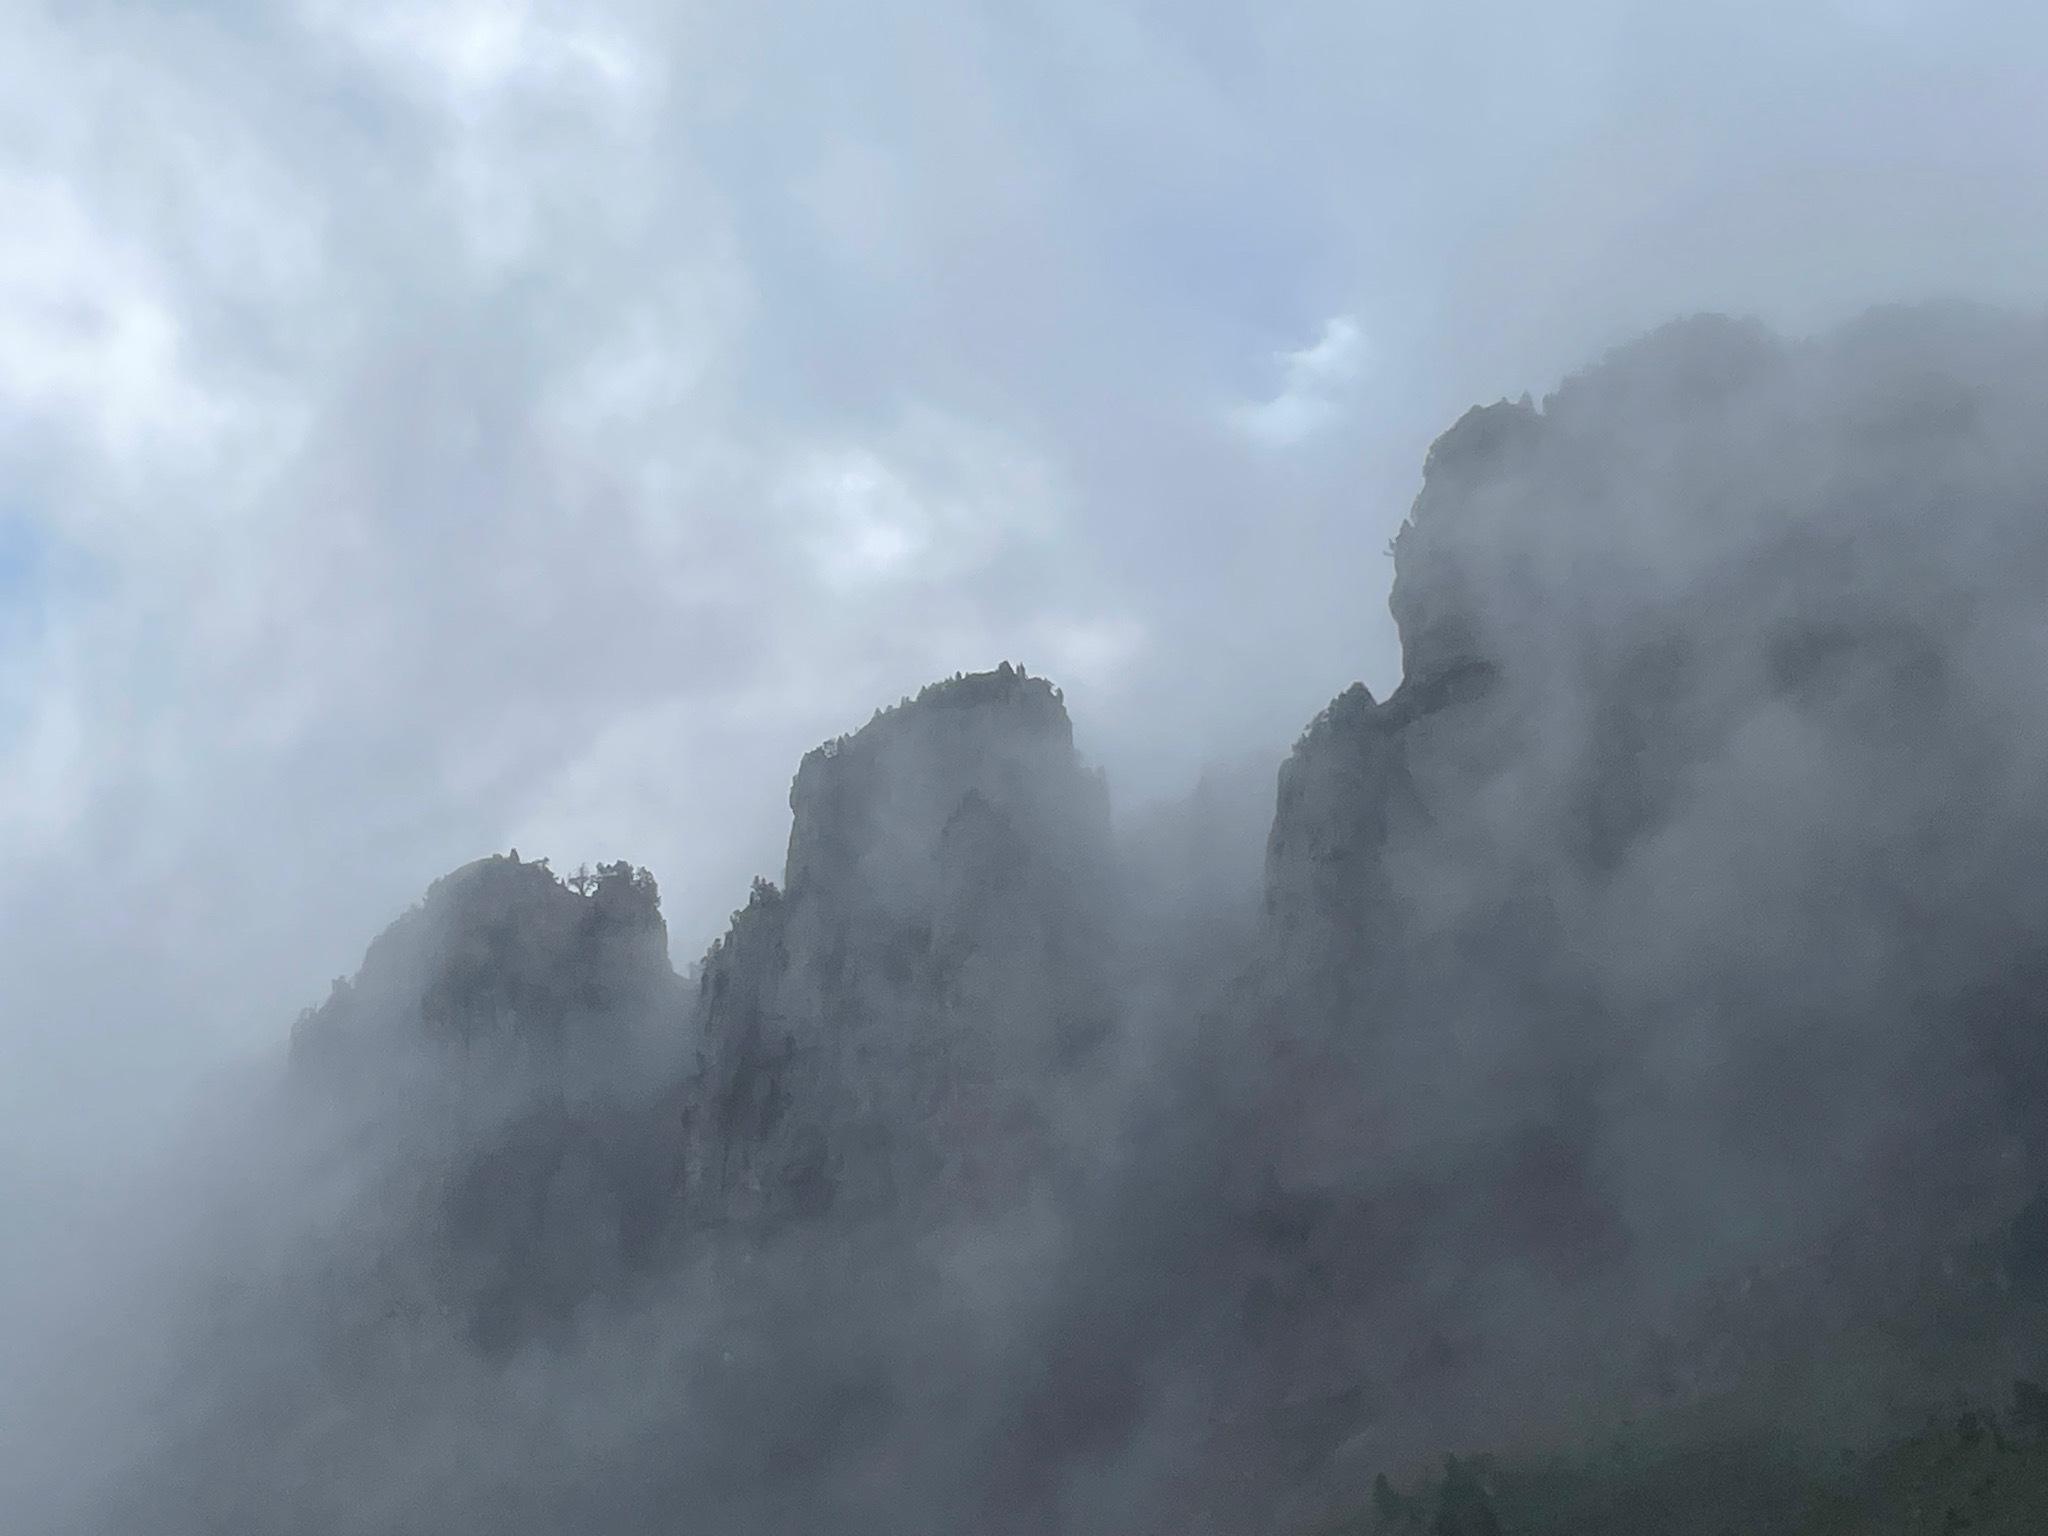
[1231,314,1365,447]
[1030,612,1152,695]
[0,173,229,464]
[3,4,2048,1525]
[793,139,912,275]
[779,407,1063,591]
[303,0,654,119]
[2,0,2048,1201]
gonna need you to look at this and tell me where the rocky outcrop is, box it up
[290,852,682,1088]
[681,662,1117,1230]
[272,662,1123,1371]
[282,854,692,1350]
[1226,306,2048,1474]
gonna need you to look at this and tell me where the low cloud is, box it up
[1231,313,1364,447]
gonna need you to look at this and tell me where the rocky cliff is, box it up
[1229,307,2048,1477]
[681,661,1116,1230]
[278,664,1120,1355]
[282,854,690,1352]
[290,852,681,1088]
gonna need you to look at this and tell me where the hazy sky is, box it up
[5,0,2048,1162]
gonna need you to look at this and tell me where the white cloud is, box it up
[1028,613,1151,694]
[785,448,930,588]
[1231,313,1365,447]
[2,0,2047,1134]
[0,175,227,465]
[779,408,1064,595]
[303,0,653,116]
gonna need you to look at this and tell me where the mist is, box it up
[12,3,2048,1533]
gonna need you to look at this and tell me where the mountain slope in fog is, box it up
[1217,310,2048,1524]
[115,304,2048,1535]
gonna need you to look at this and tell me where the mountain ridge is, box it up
[130,302,2048,1535]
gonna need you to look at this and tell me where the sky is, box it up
[5,0,2048,1170]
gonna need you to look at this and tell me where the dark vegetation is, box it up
[1320,1379,2048,1536]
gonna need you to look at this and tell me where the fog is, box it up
[11,3,2048,1533]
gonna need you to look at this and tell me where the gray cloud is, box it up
[7,11,2048,1458]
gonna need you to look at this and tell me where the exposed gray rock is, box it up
[682,662,1117,1231]
[1229,305,2048,1475]
[285,853,691,1350]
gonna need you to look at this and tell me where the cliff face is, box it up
[1233,307,2048,1461]
[281,667,1119,1346]
[1266,307,2048,1105]
[682,662,1116,1229]
[291,853,681,1088]
[283,854,691,1351]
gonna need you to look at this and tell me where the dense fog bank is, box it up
[38,306,2048,1534]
